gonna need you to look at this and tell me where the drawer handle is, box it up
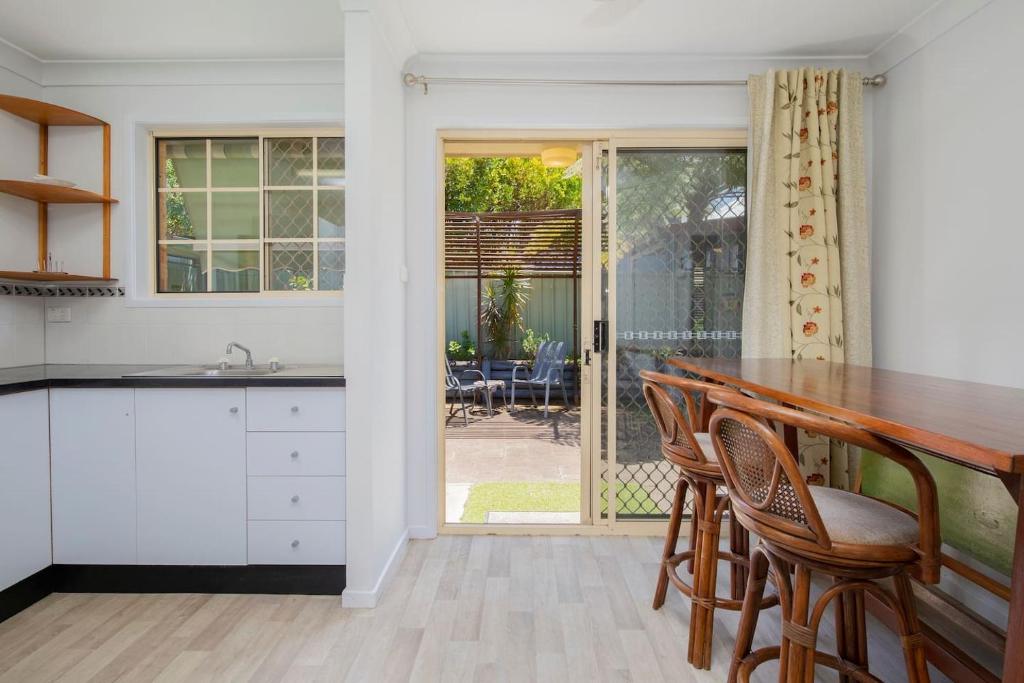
[290,450,299,459]
[291,495,300,503]
[291,406,300,413]
[229,406,239,414]
[291,539,300,548]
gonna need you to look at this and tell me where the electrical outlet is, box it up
[46,306,72,323]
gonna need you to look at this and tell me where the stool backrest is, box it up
[640,370,729,475]
[706,389,941,582]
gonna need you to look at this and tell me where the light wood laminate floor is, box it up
[0,536,949,682]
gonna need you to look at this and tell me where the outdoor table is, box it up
[472,379,507,415]
[668,357,1024,683]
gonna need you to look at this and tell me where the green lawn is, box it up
[459,481,660,523]
[461,482,580,523]
[601,481,663,516]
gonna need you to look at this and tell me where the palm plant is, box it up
[480,267,531,358]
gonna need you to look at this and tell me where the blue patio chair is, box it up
[445,356,491,426]
[510,340,569,417]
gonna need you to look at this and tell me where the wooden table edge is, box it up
[667,357,1024,476]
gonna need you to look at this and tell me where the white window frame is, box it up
[148,127,345,301]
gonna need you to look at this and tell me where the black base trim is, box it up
[52,565,345,596]
[0,564,345,624]
[0,566,54,623]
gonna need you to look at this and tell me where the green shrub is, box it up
[521,328,550,359]
[447,330,476,361]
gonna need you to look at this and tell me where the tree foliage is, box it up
[163,160,195,239]
[446,157,582,212]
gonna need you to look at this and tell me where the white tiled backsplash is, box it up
[42,299,344,366]
[0,298,45,367]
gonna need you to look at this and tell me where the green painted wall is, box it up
[861,450,1016,575]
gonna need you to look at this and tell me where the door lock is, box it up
[594,320,609,353]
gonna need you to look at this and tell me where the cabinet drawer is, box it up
[247,476,345,521]
[247,433,345,476]
[248,521,345,565]
[246,388,345,431]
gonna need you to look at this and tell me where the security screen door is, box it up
[588,138,747,526]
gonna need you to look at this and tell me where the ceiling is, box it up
[399,0,938,56]
[0,0,938,62]
[0,0,345,61]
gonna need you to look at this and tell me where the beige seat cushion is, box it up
[693,432,716,462]
[809,487,918,546]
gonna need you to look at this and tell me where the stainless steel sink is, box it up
[125,365,278,378]
[180,367,277,377]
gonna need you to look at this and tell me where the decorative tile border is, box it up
[0,283,125,297]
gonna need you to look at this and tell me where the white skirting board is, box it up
[408,525,435,540]
[341,529,409,609]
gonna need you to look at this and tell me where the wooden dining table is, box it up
[668,357,1024,683]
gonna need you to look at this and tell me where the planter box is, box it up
[481,359,578,403]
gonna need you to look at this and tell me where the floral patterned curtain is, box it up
[743,68,871,489]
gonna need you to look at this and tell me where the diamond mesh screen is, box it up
[267,242,314,291]
[267,190,314,239]
[318,243,345,291]
[607,148,747,519]
[266,138,313,186]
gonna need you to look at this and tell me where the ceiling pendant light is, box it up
[540,146,578,168]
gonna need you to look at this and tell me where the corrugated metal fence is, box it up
[445,278,578,358]
[444,209,581,359]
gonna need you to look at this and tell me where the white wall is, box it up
[0,49,46,367]
[0,54,345,367]
[341,0,411,608]
[403,55,871,537]
[871,0,1023,389]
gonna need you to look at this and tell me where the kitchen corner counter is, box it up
[0,364,345,396]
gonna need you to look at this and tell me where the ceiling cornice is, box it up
[340,0,417,70]
[867,0,995,73]
[0,37,44,86]
[0,43,344,88]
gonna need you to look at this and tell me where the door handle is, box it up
[584,349,592,366]
[594,320,609,353]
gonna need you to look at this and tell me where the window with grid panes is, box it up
[155,134,345,294]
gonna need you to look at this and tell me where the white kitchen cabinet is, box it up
[246,432,345,476]
[135,389,246,565]
[0,390,51,590]
[50,389,137,564]
[247,521,346,565]
[247,476,346,521]
[246,388,346,431]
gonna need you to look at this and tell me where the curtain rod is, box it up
[402,72,887,94]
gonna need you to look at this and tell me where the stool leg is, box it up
[729,545,770,683]
[686,507,697,575]
[783,564,817,683]
[689,482,722,670]
[653,476,687,610]
[893,571,931,683]
[728,509,749,601]
[834,582,868,683]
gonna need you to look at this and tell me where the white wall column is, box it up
[341,0,412,608]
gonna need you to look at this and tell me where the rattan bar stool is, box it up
[640,370,778,670]
[706,389,941,683]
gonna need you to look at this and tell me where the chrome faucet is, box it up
[225,341,255,369]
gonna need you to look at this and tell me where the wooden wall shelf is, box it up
[0,94,106,126]
[0,93,114,280]
[0,180,117,204]
[0,271,117,283]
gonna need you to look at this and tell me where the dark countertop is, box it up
[0,364,345,396]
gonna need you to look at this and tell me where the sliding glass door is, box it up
[590,138,747,525]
